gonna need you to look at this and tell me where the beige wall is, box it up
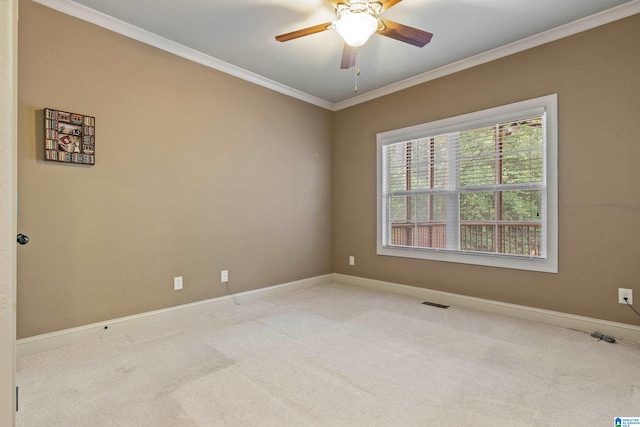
[333,14,640,325]
[17,0,640,340]
[1,0,18,423]
[17,0,333,338]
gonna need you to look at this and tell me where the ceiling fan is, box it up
[275,0,433,70]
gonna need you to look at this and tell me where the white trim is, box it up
[334,273,640,343]
[0,0,17,424]
[31,0,640,111]
[376,94,558,273]
[229,274,333,304]
[16,274,333,357]
[16,272,640,357]
[335,0,640,110]
[30,0,334,111]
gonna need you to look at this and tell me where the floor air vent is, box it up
[422,301,449,309]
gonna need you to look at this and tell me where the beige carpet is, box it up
[17,282,640,426]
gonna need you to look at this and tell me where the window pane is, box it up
[499,224,542,256]
[388,165,407,191]
[500,189,542,256]
[412,140,431,190]
[416,194,447,249]
[459,191,496,253]
[389,194,448,249]
[501,119,544,184]
[415,194,429,222]
[415,193,447,222]
[390,195,412,222]
[460,223,495,253]
[501,190,541,222]
[406,136,451,191]
[386,143,409,191]
[460,191,495,221]
[386,143,407,169]
[432,135,449,189]
[459,127,496,187]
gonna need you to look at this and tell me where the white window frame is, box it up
[376,94,558,273]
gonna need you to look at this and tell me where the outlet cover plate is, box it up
[174,276,183,291]
[618,288,633,304]
[221,270,228,283]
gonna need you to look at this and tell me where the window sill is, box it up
[377,245,558,273]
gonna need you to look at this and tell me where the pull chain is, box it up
[354,47,360,93]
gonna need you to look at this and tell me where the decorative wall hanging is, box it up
[44,108,95,165]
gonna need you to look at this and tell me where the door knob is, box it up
[17,234,29,245]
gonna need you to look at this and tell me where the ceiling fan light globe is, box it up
[335,12,378,47]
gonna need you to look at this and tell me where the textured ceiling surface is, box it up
[52,0,636,105]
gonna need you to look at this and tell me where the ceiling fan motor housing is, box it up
[336,1,383,19]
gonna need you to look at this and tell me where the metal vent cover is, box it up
[422,301,449,309]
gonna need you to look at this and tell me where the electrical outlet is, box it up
[618,288,633,304]
[349,256,355,266]
[174,276,183,291]
[221,270,228,283]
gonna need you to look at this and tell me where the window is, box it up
[377,95,557,272]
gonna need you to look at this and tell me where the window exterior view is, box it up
[377,95,557,272]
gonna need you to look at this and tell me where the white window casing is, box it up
[377,94,558,273]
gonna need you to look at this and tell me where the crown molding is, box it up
[333,0,640,111]
[31,0,334,110]
[32,0,640,112]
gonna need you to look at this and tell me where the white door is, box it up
[0,0,18,425]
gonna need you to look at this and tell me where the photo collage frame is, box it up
[45,108,95,165]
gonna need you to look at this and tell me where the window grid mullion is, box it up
[448,133,459,251]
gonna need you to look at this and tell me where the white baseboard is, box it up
[333,273,640,343]
[17,274,333,357]
[18,272,639,357]
[232,274,333,304]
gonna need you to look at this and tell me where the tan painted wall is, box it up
[17,0,333,338]
[333,14,640,325]
[17,0,640,340]
[1,0,18,423]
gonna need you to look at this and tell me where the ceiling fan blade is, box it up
[340,44,357,69]
[275,22,333,42]
[380,0,403,12]
[377,19,433,47]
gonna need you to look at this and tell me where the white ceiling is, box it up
[35,0,639,109]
